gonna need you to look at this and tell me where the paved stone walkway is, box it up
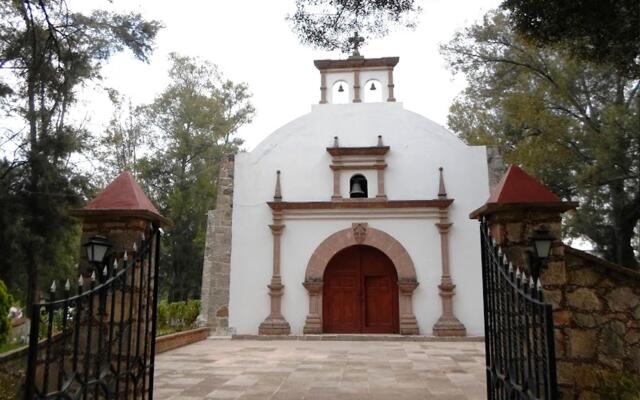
[154,338,486,400]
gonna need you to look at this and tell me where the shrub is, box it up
[0,279,13,345]
[156,299,200,336]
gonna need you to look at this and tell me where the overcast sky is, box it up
[70,0,502,151]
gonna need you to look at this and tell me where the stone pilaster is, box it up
[433,218,467,336]
[353,68,361,103]
[259,171,291,335]
[199,154,235,334]
[319,71,327,104]
[398,281,419,335]
[433,168,466,336]
[302,281,323,334]
[387,67,396,102]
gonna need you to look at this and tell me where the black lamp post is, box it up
[82,235,111,275]
[529,226,554,283]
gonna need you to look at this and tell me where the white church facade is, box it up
[199,55,497,337]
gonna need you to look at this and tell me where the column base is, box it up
[258,317,291,335]
[400,315,419,335]
[433,316,467,337]
[303,315,322,334]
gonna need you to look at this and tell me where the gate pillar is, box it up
[471,165,578,399]
[72,171,170,276]
[470,165,576,281]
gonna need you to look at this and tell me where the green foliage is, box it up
[442,11,640,268]
[287,0,421,52]
[37,308,67,340]
[0,1,161,307]
[134,54,254,301]
[501,0,640,78]
[598,371,640,400]
[0,280,13,345]
[156,299,200,336]
[93,90,150,184]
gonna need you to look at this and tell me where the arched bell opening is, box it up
[363,79,383,102]
[349,174,368,198]
[331,80,350,104]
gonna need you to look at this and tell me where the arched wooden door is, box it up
[323,245,399,333]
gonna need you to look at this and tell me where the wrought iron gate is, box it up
[25,224,161,399]
[480,218,558,399]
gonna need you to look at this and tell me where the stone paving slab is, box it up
[154,338,486,400]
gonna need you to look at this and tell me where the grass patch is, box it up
[0,341,25,354]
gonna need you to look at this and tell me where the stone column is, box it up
[375,135,387,199]
[331,136,342,200]
[376,166,386,199]
[319,71,327,104]
[433,219,467,336]
[353,68,362,103]
[387,67,396,102]
[259,171,291,335]
[331,167,341,200]
[433,168,466,336]
[398,281,419,335]
[199,154,235,334]
[302,281,323,334]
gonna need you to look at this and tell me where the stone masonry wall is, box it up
[483,208,640,399]
[485,145,506,192]
[200,154,234,334]
[548,247,640,399]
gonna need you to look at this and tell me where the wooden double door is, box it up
[323,245,399,333]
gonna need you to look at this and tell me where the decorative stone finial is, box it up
[377,135,383,147]
[274,170,282,202]
[438,167,447,199]
[348,32,365,58]
[333,136,339,147]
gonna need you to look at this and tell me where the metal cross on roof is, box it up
[348,32,365,57]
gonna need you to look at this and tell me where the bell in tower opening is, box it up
[349,174,368,198]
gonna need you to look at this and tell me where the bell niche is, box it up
[327,135,389,201]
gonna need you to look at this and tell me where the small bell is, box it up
[338,84,344,93]
[350,181,365,197]
[370,82,376,90]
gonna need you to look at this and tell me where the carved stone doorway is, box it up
[303,224,419,335]
[323,245,399,333]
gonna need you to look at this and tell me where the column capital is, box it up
[269,224,285,235]
[302,280,323,294]
[398,280,419,294]
[436,222,452,234]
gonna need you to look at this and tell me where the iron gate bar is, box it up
[24,223,161,400]
[480,218,558,400]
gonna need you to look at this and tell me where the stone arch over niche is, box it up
[303,223,419,335]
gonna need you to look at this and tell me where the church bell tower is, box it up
[314,33,398,104]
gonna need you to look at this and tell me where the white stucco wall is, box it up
[228,102,490,336]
